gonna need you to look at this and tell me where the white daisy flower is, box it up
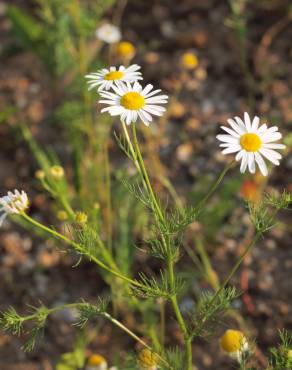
[99,81,168,126]
[217,112,286,176]
[96,23,121,44]
[85,65,142,92]
[0,190,29,226]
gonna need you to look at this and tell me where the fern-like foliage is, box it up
[268,330,292,370]
[75,299,108,328]
[131,271,184,299]
[189,287,239,339]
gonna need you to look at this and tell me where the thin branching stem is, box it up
[195,160,235,216]
[16,302,172,369]
[20,213,145,290]
[125,123,193,370]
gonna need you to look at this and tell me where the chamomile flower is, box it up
[99,81,168,126]
[220,329,249,362]
[85,65,142,92]
[217,112,286,176]
[86,354,107,370]
[96,23,121,44]
[0,190,29,226]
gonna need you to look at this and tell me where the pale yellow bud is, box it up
[35,170,45,180]
[57,210,68,221]
[50,165,64,180]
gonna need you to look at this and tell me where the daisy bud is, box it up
[96,23,121,44]
[57,210,68,221]
[181,52,199,70]
[86,354,108,370]
[0,190,29,227]
[137,349,159,370]
[35,169,45,180]
[220,329,249,362]
[50,165,64,180]
[75,211,88,225]
[116,41,136,61]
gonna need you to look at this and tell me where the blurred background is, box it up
[0,0,291,369]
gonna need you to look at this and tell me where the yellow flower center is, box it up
[220,330,245,353]
[120,92,145,110]
[88,354,106,366]
[117,41,136,58]
[240,133,262,152]
[104,71,124,80]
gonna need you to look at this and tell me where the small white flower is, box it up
[217,112,286,176]
[0,190,29,226]
[85,65,142,92]
[99,81,168,126]
[96,23,121,44]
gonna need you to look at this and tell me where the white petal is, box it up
[259,148,280,165]
[222,145,241,154]
[263,143,286,150]
[227,118,245,135]
[220,126,240,137]
[247,152,256,174]
[251,116,260,131]
[216,135,239,144]
[240,152,248,173]
[244,112,252,131]
[254,152,268,176]
[235,149,245,161]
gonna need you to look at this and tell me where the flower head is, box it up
[181,52,199,70]
[75,211,88,225]
[137,349,159,370]
[116,41,136,60]
[50,165,64,180]
[0,190,29,226]
[86,354,107,370]
[85,65,142,92]
[57,210,68,221]
[99,81,168,126]
[35,169,45,180]
[217,112,286,176]
[220,329,249,362]
[96,23,121,44]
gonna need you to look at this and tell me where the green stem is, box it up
[20,213,144,289]
[19,302,172,369]
[123,124,192,369]
[195,160,234,215]
[132,124,165,225]
[211,232,261,304]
